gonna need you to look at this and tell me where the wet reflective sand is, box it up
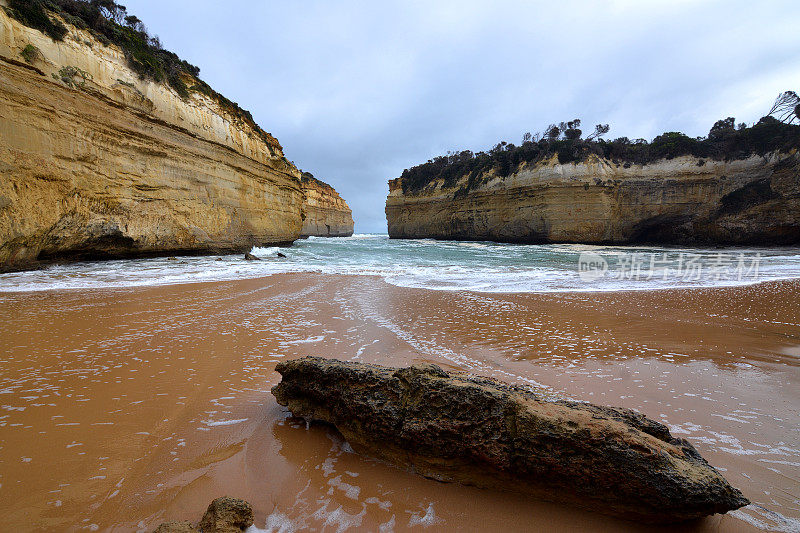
[1,274,798,532]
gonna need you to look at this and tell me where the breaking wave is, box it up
[2,234,800,293]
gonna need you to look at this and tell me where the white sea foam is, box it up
[407,503,441,528]
[730,505,800,533]
[202,418,248,427]
[283,335,326,345]
[1,234,800,294]
[248,511,298,533]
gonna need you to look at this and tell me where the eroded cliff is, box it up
[386,151,800,244]
[0,6,304,270]
[300,173,354,237]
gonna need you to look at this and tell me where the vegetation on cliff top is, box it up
[300,172,337,193]
[5,0,280,150]
[398,93,800,194]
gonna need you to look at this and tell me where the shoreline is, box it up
[2,267,800,296]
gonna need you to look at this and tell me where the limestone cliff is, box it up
[386,151,800,244]
[300,173,354,237]
[0,6,303,271]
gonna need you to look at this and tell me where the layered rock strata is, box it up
[300,174,354,237]
[0,8,303,270]
[386,152,800,244]
[272,356,750,523]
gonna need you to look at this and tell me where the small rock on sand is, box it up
[153,496,253,533]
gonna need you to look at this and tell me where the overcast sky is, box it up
[128,0,800,233]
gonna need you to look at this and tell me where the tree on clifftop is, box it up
[586,124,610,141]
[545,124,561,140]
[708,117,736,141]
[768,91,800,124]
[560,119,582,140]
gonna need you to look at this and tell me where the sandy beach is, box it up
[1,273,799,532]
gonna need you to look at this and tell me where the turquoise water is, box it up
[2,234,800,292]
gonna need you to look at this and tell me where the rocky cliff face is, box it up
[0,7,304,271]
[386,152,800,244]
[300,175,354,237]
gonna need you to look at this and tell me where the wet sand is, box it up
[1,273,799,532]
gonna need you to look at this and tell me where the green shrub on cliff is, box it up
[52,65,91,89]
[597,116,799,164]
[20,44,40,64]
[7,0,200,99]
[399,114,800,194]
[5,0,277,148]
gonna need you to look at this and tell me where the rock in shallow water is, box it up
[272,357,749,523]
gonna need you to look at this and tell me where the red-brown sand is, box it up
[1,273,799,532]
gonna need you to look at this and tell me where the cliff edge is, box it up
[300,173,354,237]
[0,2,304,271]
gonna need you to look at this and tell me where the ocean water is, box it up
[2,234,800,293]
